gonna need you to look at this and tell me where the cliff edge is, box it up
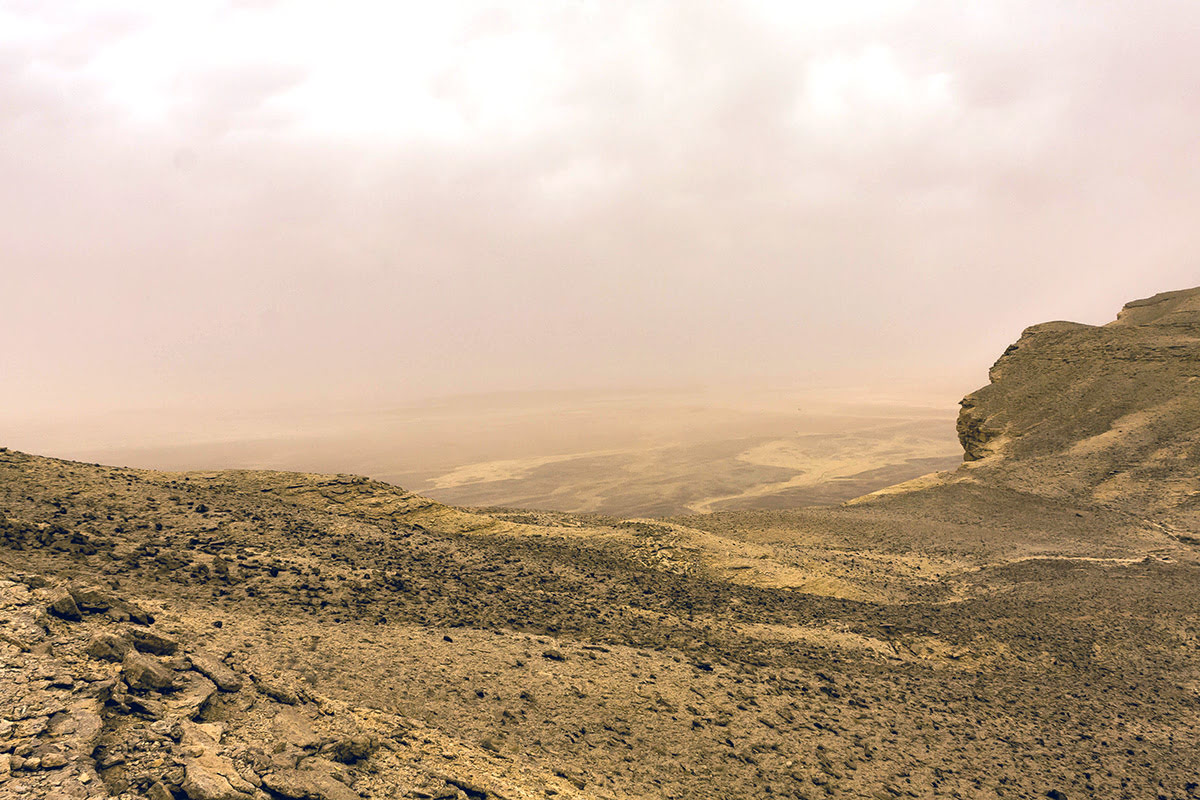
[954,286,1200,517]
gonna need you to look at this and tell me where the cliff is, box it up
[954,286,1200,516]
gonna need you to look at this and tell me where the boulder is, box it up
[45,699,103,758]
[254,677,299,705]
[107,600,155,626]
[147,782,174,800]
[85,631,133,662]
[45,589,81,621]
[68,585,114,612]
[262,768,358,800]
[130,628,179,656]
[167,672,218,719]
[189,654,243,692]
[271,708,320,750]
[180,720,224,749]
[181,752,255,800]
[122,651,176,692]
[329,734,378,764]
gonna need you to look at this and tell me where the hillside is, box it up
[3,289,1200,800]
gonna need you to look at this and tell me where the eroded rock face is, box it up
[1108,286,1200,328]
[6,311,1200,800]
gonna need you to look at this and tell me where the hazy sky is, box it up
[3,0,1199,422]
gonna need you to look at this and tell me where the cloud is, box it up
[171,63,308,137]
[1,1,1199,421]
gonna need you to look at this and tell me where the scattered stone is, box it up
[46,673,73,689]
[262,768,358,800]
[329,734,378,764]
[85,630,133,662]
[438,772,494,799]
[130,628,179,656]
[67,585,113,612]
[15,716,49,738]
[122,651,176,692]
[45,589,81,621]
[189,654,243,692]
[554,769,586,790]
[541,649,566,662]
[126,693,168,718]
[237,765,262,789]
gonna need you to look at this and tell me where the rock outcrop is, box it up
[954,287,1200,517]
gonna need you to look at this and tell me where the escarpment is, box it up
[952,287,1200,515]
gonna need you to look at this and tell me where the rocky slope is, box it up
[4,288,1200,800]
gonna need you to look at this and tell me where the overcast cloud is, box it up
[3,0,1200,422]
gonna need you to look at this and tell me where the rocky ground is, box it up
[0,573,597,800]
[4,288,1200,799]
[3,443,1199,800]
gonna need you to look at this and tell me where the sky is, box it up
[3,0,1200,426]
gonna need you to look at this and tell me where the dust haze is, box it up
[3,1,1200,424]
[6,387,960,517]
[5,2,1200,511]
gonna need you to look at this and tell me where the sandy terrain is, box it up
[28,392,961,518]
